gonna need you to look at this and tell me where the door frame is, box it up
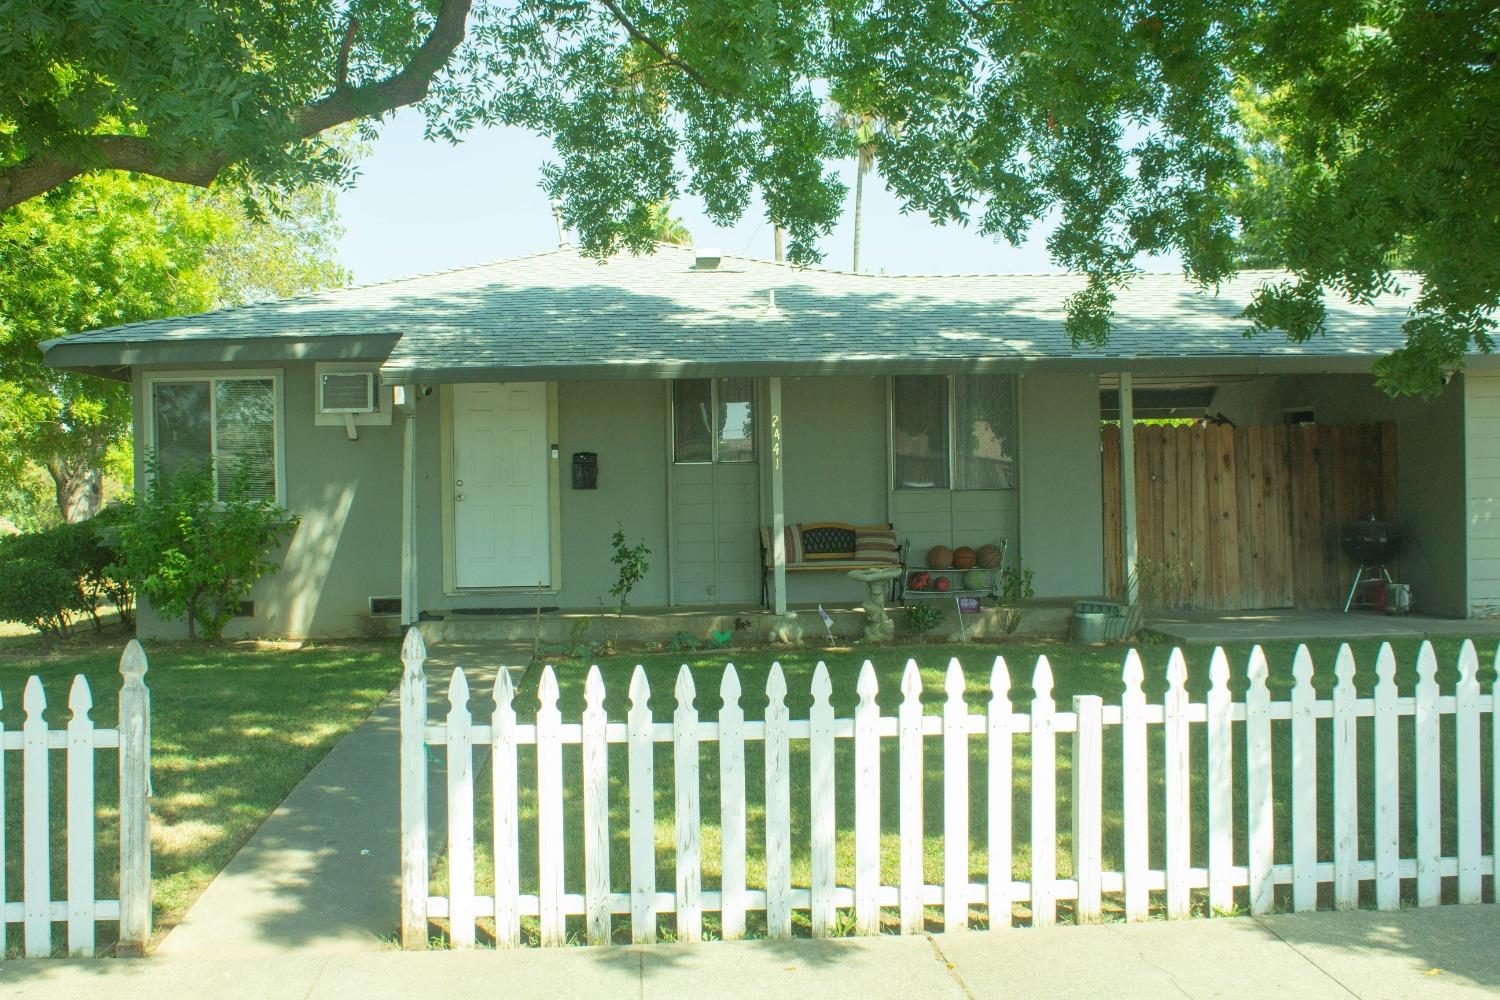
[438,382,564,596]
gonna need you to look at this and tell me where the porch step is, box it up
[417,599,1073,648]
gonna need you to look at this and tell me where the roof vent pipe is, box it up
[693,248,722,270]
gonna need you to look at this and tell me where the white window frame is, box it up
[143,369,288,507]
[671,377,757,465]
[888,373,1019,492]
[314,362,393,427]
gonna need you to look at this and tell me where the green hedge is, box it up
[0,515,134,637]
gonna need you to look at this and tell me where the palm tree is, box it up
[647,202,692,245]
[839,111,881,272]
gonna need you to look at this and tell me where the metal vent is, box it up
[692,248,722,270]
[319,371,376,413]
[369,596,401,617]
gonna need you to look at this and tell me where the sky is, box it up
[335,109,1182,285]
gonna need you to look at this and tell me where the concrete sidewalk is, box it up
[152,641,530,958]
[5,906,1499,998]
[1148,608,1500,645]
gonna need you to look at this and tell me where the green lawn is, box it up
[430,635,1497,945]
[0,627,400,955]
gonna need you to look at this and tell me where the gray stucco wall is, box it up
[132,368,1106,638]
[134,360,404,639]
[1019,373,1105,598]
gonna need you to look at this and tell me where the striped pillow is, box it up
[761,525,805,566]
[854,528,900,564]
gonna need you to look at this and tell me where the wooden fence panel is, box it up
[1101,422,1396,610]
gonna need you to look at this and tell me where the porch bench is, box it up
[758,522,907,606]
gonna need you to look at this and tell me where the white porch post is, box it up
[769,376,787,615]
[398,386,419,627]
[1118,372,1138,604]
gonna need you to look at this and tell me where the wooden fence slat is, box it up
[1071,694,1103,923]
[23,676,50,958]
[582,667,611,946]
[628,667,656,943]
[718,666,747,940]
[899,660,924,934]
[399,629,430,950]
[673,666,702,943]
[445,668,475,949]
[1290,646,1317,913]
[765,664,792,938]
[1121,651,1149,921]
[1414,642,1442,907]
[492,664,520,947]
[537,667,566,947]
[942,660,969,933]
[809,663,836,937]
[116,641,152,957]
[1031,656,1057,928]
[1373,643,1401,910]
[1163,650,1190,918]
[1246,646,1274,914]
[1206,648,1233,913]
[987,657,1013,930]
[1331,645,1358,910]
[854,662,881,935]
[1455,641,1482,905]
[66,676,95,956]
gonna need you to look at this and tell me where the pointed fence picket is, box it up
[2,643,152,958]
[396,632,1500,950]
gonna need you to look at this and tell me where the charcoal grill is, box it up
[1341,518,1401,613]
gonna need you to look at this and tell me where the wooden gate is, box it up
[1102,423,1397,610]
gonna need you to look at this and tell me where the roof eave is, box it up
[43,333,401,373]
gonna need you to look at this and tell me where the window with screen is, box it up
[891,373,1018,491]
[674,378,756,463]
[891,375,950,489]
[149,374,281,503]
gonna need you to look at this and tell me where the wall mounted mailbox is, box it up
[572,452,598,489]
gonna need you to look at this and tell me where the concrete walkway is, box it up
[152,640,531,958]
[1149,608,1500,645]
[6,906,1499,998]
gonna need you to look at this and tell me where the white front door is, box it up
[453,382,551,588]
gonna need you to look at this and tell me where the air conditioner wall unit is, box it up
[319,370,377,414]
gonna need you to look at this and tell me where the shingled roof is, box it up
[42,243,1445,381]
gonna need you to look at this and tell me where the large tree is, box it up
[3,1,1496,393]
[0,174,347,522]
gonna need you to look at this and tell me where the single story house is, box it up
[40,243,1500,638]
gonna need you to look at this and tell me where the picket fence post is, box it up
[1290,645,1317,913]
[673,666,702,943]
[1120,650,1149,921]
[718,666,747,940]
[537,667,565,946]
[582,667,611,946]
[445,668,475,949]
[1373,643,1400,910]
[809,663,836,937]
[1245,646,1274,915]
[116,640,152,957]
[1030,656,1057,928]
[1454,641,1482,904]
[1071,694,1103,923]
[492,664,520,947]
[23,675,50,957]
[66,676,96,956]
[942,660,969,933]
[1163,649,1190,919]
[1414,641,1442,906]
[898,660,924,934]
[1331,645,1358,910]
[853,662,881,935]
[765,663,793,938]
[398,628,429,950]
[987,657,1013,930]
[1205,647,1233,914]
[628,667,655,943]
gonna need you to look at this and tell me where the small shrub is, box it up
[112,461,299,640]
[0,517,133,635]
[0,556,80,636]
[999,562,1036,603]
[901,602,946,635]
[608,525,651,644]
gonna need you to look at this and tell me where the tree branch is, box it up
[595,0,716,92]
[0,0,473,211]
[335,17,362,91]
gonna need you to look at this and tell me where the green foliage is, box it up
[999,563,1036,605]
[112,462,299,640]
[668,630,703,653]
[0,518,132,636]
[0,170,348,525]
[901,602,945,636]
[607,526,651,614]
[4,3,1498,391]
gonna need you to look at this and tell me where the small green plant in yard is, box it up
[901,602,945,635]
[668,629,702,653]
[0,517,132,637]
[112,461,299,639]
[607,525,651,644]
[999,561,1035,603]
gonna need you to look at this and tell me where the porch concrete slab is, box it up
[153,642,530,959]
[1147,609,1500,645]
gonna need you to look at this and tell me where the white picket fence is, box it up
[398,629,1499,949]
[3,640,152,957]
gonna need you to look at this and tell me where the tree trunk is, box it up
[47,457,104,522]
[852,165,865,273]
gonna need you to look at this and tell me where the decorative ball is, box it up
[927,545,953,570]
[907,571,931,591]
[952,546,977,569]
[934,575,952,592]
[976,544,1002,569]
[964,569,989,590]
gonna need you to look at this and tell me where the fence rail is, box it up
[398,630,1498,949]
[3,640,151,957]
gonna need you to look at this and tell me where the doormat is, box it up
[452,607,558,616]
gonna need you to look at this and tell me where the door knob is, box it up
[456,494,464,502]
